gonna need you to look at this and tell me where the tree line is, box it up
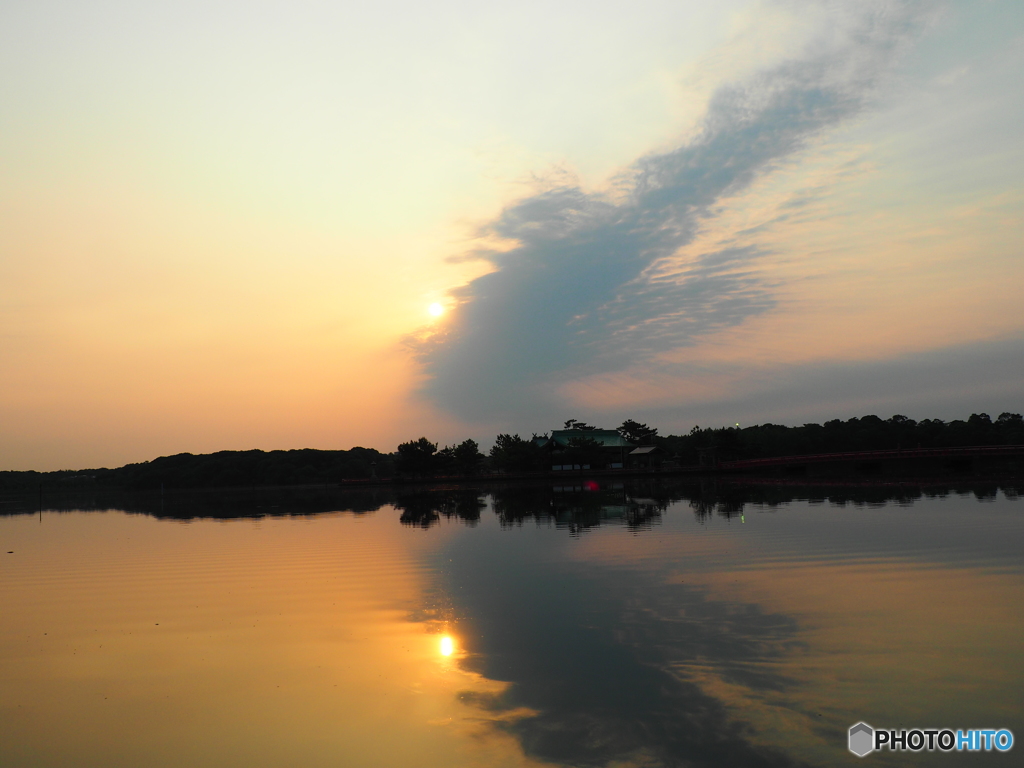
[394,413,1024,475]
[0,412,1020,491]
[664,412,1024,465]
[0,447,394,492]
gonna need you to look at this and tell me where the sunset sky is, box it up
[2,0,1022,470]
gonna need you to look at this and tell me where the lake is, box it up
[1,479,1021,767]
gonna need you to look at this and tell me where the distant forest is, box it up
[1,411,1021,491]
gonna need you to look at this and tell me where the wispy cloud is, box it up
[413,2,932,422]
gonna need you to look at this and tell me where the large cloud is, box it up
[413,2,931,422]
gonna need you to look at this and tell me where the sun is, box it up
[428,302,445,317]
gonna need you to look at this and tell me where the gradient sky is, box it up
[2,0,1023,470]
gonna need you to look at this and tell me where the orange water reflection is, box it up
[439,635,455,657]
[0,510,542,768]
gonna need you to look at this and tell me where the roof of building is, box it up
[547,429,636,448]
[629,446,660,455]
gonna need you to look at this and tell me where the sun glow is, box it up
[428,302,444,317]
[439,635,455,656]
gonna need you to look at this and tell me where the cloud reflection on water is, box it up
[438,506,810,767]
[2,481,1022,768]
[421,482,1024,767]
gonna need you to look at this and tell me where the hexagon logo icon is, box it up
[849,722,874,757]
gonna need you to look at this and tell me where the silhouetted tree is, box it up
[563,419,597,431]
[490,434,543,473]
[396,437,438,476]
[453,439,484,475]
[617,419,658,445]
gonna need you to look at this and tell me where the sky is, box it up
[2,0,1023,470]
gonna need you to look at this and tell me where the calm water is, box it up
[1,480,1022,767]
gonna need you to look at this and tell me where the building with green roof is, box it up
[534,428,636,470]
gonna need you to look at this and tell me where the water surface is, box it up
[1,480,1021,767]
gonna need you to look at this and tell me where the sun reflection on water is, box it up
[439,635,455,656]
